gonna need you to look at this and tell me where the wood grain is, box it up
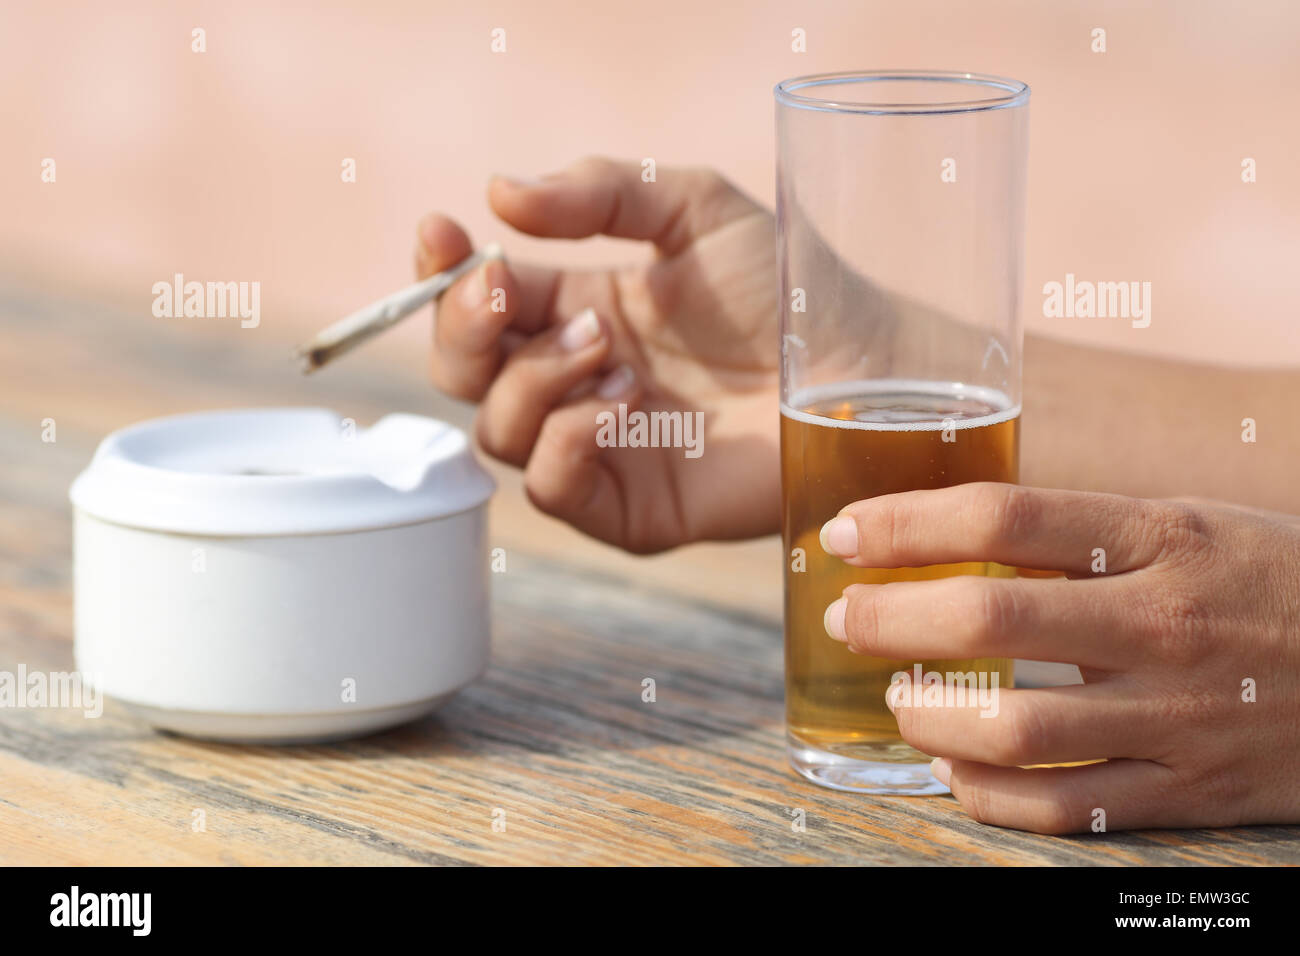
[0,284,1296,865]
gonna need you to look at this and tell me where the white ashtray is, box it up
[69,408,495,744]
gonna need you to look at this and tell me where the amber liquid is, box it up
[782,381,1019,764]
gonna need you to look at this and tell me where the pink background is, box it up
[2,0,1297,366]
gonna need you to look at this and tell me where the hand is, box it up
[819,483,1300,833]
[415,157,780,552]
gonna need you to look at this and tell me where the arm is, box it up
[1022,333,1300,515]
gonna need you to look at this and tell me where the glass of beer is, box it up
[775,71,1031,793]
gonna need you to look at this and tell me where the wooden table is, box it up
[2,285,1296,865]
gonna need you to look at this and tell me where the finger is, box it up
[445,259,561,337]
[476,307,613,467]
[417,212,561,334]
[827,575,1145,670]
[888,683,1157,767]
[820,483,1169,575]
[522,365,647,547]
[414,215,534,401]
[488,157,758,255]
[413,212,473,278]
[934,757,1192,834]
[427,255,521,401]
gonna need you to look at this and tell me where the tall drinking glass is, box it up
[776,71,1030,794]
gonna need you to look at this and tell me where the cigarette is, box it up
[295,242,504,373]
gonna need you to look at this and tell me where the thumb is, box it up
[487,157,758,256]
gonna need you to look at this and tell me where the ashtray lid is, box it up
[69,408,495,536]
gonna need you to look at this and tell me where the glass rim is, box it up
[774,70,1030,115]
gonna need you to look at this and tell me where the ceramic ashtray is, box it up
[69,408,495,743]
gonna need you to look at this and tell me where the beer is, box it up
[781,380,1019,783]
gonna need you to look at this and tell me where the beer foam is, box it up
[781,379,1020,432]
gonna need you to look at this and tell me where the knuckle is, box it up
[1032,796,1084,835]
[1139,588,1213,663]
[533,412,585,464]
[961,783,1000,827]
[962,580,1020,653]
[473,411,515,464]
[877,498,909,564]
[959,773,1085,835]
[843,584,884,652]
[981,483,1039,550]
[522,431,584,515]
[521,471,560,516]
[685,165,733,200]
[995,700,1051,765]
[1148,501,1215,566]
[891,701,926,745]
[571,154,615,177]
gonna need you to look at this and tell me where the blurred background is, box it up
[4,0,1298,361]
[2,0,1297,616]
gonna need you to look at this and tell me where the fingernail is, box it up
[559,308,602,352]
[823,597,847,641]
[459,262,490,309]
[597,364,635,399]
[930,757,952,786]
[819,515,858,558]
